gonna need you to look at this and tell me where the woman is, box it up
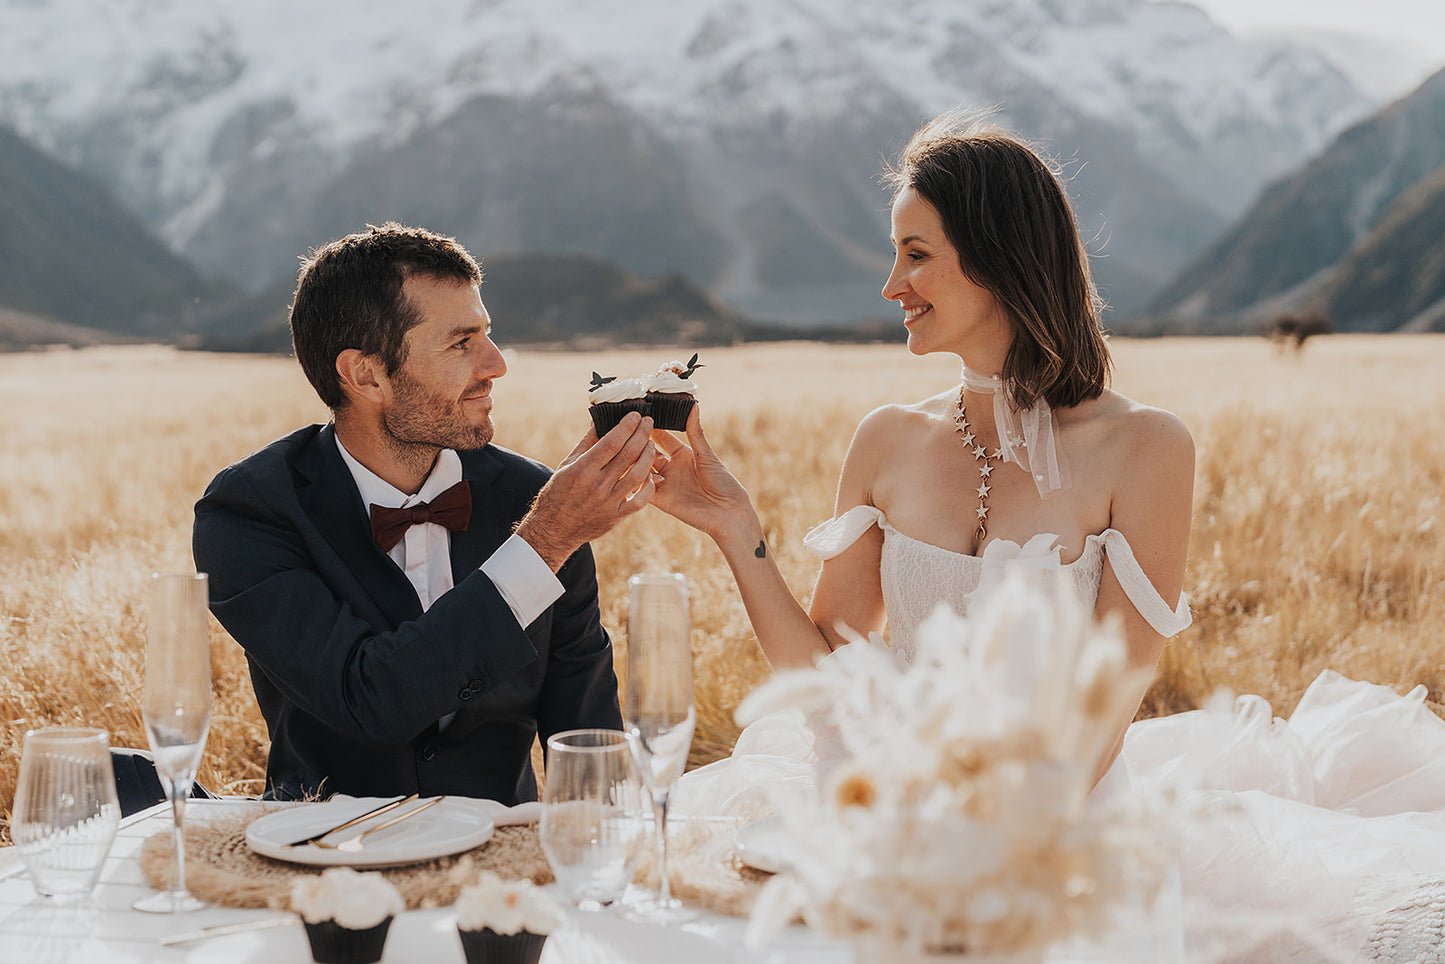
[653,114,1193,781]
[653,115,1445,960]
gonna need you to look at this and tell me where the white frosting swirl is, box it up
[290,867,404,929]
[644,371,697,394]
[588,376,646,404]
[455,872,566,935]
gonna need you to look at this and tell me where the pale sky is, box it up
[1167,0,1445,99]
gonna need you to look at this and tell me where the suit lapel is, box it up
[442,446,536,744]
[295,424,423,626]
[450,447,509,583]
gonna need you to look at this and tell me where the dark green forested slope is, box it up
[1148,68,1445,325]
[0,125,235,336]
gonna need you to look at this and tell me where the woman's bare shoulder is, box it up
[841,392,957,496]
[1069,390,1192,456]
[853,390,956,440]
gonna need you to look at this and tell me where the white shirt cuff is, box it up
[481,534,565,628]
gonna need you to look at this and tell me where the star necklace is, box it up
[954,386,1004,542]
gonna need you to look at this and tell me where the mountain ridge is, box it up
[1147,67,1445,331]
[0,123,236,336]
[198,251,838,354]
[0,0,1370,323]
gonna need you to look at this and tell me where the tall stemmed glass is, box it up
[133,572,213,914]
[623,572,696,921]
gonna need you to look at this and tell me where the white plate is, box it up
[246,797,494,868]
[733,816,798,874]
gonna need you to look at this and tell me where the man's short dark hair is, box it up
[290,222,483,409]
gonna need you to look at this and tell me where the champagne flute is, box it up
[133,572,213,914]
[623,573,696,921]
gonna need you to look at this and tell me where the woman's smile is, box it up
[902,304,931,325]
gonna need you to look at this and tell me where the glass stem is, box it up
[651,787,672,904]
[168,785,189,897]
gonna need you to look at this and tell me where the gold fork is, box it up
[284,794,418,847]
[310,796,448,853]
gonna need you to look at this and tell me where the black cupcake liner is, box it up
[645,393,695,431]
[302,918,393,964]
[457,927,549,964]
[588,398,650,437]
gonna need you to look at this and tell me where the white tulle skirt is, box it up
[675,671,1445,962]
[1117,671,1445,962]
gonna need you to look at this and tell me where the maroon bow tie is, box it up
[369,480,472,551]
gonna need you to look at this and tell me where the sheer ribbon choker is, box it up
[961,365,1071,498]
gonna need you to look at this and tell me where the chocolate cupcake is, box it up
[457,927,548,964]
[455,872,566,964]
[290,867,404,964]
[644,353,703,431]
[588,353,703,434]
[301,919,394,964]
[587,374,649,437]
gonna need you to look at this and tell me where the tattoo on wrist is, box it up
[754,539,766,559]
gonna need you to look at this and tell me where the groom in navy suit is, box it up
[193,223,659,803]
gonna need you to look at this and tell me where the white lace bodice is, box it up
[804,505,1191,662]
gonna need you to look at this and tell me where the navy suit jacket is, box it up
[192,423,622,803]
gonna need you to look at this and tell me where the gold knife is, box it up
[327,795,448,852]
[282,793,418,847]
[159,916,298,945]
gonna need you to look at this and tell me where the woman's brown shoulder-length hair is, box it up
[883,112,1111,409]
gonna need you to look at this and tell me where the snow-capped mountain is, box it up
[0,0,1370,322]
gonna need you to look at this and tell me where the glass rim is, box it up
[547,727,630,752]
[24,726,110,744]
[151,571,208,582]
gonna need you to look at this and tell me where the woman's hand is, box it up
[649,405,760,548]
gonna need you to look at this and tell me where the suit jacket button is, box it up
[458,688,473,701]
[468,679,484,693]
[420,746,436,762]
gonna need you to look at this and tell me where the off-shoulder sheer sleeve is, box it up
[1098,528,1192,637]
[803,505,885,560]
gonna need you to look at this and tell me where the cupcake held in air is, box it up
[290,867,404,964]
[455,872,566,964]
[588,353,703,435]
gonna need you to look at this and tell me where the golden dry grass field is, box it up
[2,336,1443,843]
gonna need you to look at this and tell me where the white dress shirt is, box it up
[334,436,563,624]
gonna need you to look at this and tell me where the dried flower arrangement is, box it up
[738,570,1171,961]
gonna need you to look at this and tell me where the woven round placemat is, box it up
[139,806,770,918]
[1363,876,1445,963]
[634,817,773,919]
[139,806,551,911]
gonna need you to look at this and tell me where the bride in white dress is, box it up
[650,114,1445,962]
[653,113,1194,782]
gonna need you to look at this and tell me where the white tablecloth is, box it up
[0,800,1161,963]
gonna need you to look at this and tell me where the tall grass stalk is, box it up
[3,337,1442,842]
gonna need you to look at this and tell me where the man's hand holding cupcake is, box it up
[515,412,659,572]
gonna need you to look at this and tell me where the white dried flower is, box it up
[741,569,1171,955]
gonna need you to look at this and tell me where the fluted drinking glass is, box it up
[539,728,645,910]
[12,727,121,899]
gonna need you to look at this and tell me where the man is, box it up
[193,223,657,803]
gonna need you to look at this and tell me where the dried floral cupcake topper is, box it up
[673,352,704,379]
